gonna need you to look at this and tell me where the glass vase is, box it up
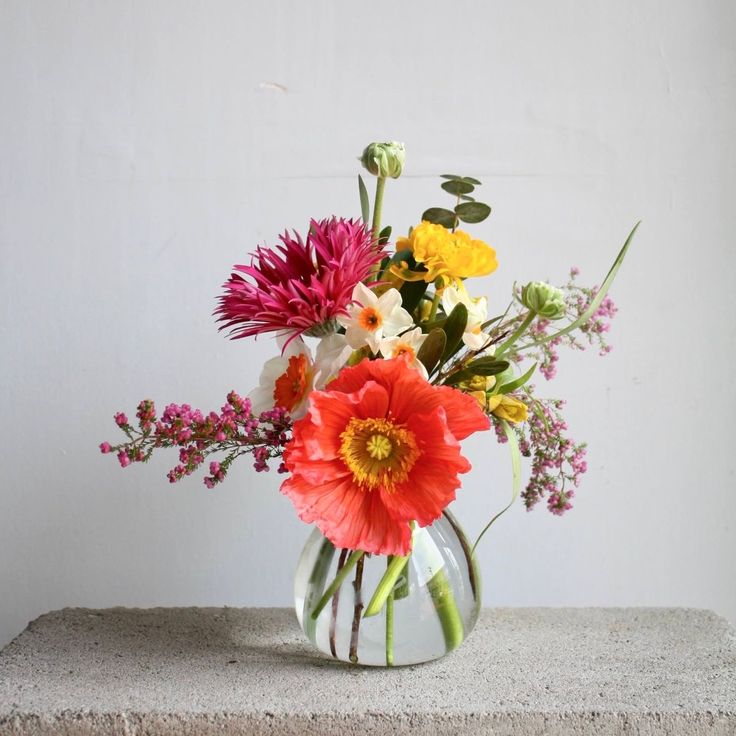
[293,510,480,666]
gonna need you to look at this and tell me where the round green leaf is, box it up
[460,176,482,186]
[422,207,457,228]
[455,201,492,223]
[441,180,475,196]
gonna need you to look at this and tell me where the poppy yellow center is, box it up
[358,307,383,332]
[339,417,420,492]
[273,354,310,412]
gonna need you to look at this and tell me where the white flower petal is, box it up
[352,282,378,307]
[314,334,352,388]
[463,331,489,351]
[381,308,414,337]
[376,287,403,313]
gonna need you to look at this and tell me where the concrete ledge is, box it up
[1,607,734,735]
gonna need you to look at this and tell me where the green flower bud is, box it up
[521,281,566,320]
[360,141,405,179]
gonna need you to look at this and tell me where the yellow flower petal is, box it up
[491,395,528,424]
[396,222,498,286]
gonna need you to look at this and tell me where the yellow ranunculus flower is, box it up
[486,394,528,423]
[394,221,498,287]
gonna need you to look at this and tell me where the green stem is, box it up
[471,420,522,554]
[303,538,336,642]
[364,553,410,617]
[371,176,386,235]
[427,291,442,322]
[385,557,395,667]
[329,548,348,658]
[427,567,464,653]
[349,555,366,663]
[496,312,535,357]
[368,176,387,283]
[310,549,364,621]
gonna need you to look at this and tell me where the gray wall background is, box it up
[2,0,735,648]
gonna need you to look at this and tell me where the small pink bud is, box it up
[99,442,112,454]
[114,412,128,427]
[117,450,131,468]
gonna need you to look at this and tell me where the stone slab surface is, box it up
[0,607,734,735]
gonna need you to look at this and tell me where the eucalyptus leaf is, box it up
[422,207,457,228]
[459,194,476,202]
[440,303,468,363]
[417,328,447,374]
[358,175,370,224]
[440,174,463,180]
[441,180,475,196]
[460,176,482,186]
[455,201,492,223]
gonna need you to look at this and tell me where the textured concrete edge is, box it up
[1,711,736,736]
[9,604,736,633]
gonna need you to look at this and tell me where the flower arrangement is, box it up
[101,141,636,665]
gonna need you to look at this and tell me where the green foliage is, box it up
[497,363,537,394]
[440,303,468,363]
[423,175,492,228]
[421,207,456,228]
[441,180,475,196]
[444,357,510,386]
[400,279,429,314]
[417,328,447,374]
[358,175,370,223]
[455,201,491,224]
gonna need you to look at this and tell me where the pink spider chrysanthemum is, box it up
[216,218,384,341]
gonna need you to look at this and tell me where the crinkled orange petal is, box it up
[380,407,469,527]
[281,358,489,556]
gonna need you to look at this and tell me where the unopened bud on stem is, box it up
[360,141,405,179]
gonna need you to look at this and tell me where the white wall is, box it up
[1,0,734,649]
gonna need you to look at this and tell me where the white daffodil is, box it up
[313,333,353,389]
[248,337,315,419]
[379,327,429,379]
[441,286,489,351]
[337,283,414,353]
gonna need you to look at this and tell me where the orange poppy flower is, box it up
[280,358,490,555]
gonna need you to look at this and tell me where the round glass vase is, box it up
[294,511,481,666]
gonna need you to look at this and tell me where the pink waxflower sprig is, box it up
[493,391,587,515]
[99,392,292,488]
[507,268,618,381]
